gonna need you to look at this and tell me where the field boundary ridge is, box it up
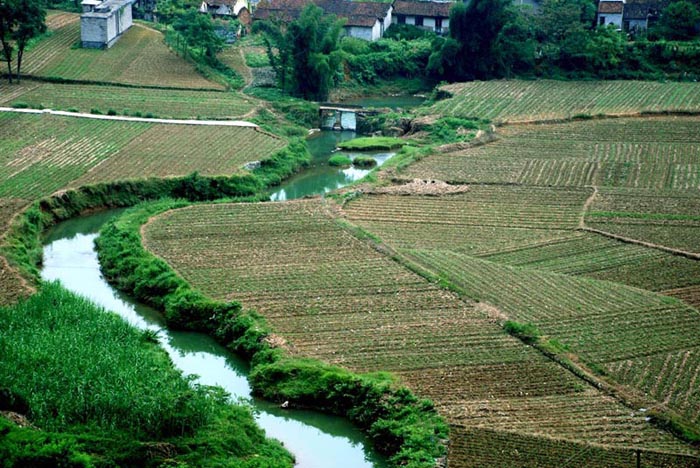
[0,107,258,127]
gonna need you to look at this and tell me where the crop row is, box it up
[402,117,700,190]
[482,232,700,292]
[0,113,151,199]
[344,187,588,231]
[20,13,79,76]
[607,348,700,425]
[2,82,255,119]
[449,426,699,468]
[426,80,700,122]
[142,199,696,460]
[70,125,284,186]
[405,248,700,425]
[22,14,220,89]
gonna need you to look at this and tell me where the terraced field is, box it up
[401,116,700,190]
[343,190,700,432]
[0,82,257,119]
[427,80,700,123]
[21,12,221,89]
[142,199,698,466]
[0,111,283,305]
[0,113,283,199]
[586,187,700,254]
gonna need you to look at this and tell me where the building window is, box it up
[599,16,606,25]
[397,14,405,24]
[415,16,423,26]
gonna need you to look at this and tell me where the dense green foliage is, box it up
[95,200,450,468]
[0,283,293,467]
[341,36,433,84]
[255,4,343,100]
[0,0,47,83]
[423,0,700,81]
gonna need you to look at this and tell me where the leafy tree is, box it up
[256,4,343,101]
[535,0,597,69]
[428,0,524,80]
[0,0,47,84]
[653,0,700,40]
[172,9,223,60]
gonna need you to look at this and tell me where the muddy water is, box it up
[41,210,386,468]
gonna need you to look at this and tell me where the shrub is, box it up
[503,320,541,344]
[11,102,29,109]
[107,109,117,116]
[329,155,352,166]
[352,156,377,168]
[90,108,102,115]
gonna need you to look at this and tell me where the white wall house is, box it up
[392,0,452,35]
[81,0,136,48]
[344,5,392,41]
[597,0,624,29]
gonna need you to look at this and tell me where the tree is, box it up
[428,0,523,80]
[0,0,46,84]
[653,0,700,40]
[255,5,343,101]
[172,9,223,61]
[14,0,46,83]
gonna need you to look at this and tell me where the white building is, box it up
[392,0,452,35]
[81,0,136,49]
[597,0,625,29]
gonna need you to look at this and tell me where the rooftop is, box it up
[393,0,453,18]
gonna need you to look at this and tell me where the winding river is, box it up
[41,130,395,468]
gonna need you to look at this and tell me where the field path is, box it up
[578,185,598,229]
[0,107,258,127]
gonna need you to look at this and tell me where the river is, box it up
[41,130,396,467]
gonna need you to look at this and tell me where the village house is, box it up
[253,0,392,41]
[200,0,252,28]
[597,0,624,28]
[622,0,669,31]
[81,0,136,48]
[392,0,451,34]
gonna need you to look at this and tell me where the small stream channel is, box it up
[40,127,399,467]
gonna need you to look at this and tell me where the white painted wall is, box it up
[599,13,623,29]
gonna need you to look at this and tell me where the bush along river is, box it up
[40,130,397,467]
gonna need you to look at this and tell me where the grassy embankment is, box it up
[94,200,450,468]
[0,283,292,467]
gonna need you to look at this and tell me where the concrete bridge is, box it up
[319,104,385,131]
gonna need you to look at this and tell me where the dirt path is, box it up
[578,185,598,229]
[0,107,258,127]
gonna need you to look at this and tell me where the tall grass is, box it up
[0,283,293,467]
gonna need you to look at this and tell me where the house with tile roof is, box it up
[392,0,452,34]
[622,0,669,31]
[254,0,392,40]
[597,0,624,28]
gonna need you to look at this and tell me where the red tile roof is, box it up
[393,0,453,18]
[598,1,624,14]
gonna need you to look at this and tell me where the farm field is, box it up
[0,112,283,303]
[0,81,257,119]
[426,80,700,123]
[21,12,222,89]
[400,116,700,190]
[586,187,700,254]
[0,112,283,200]
[343,189,700,428]
[142,199,698,466]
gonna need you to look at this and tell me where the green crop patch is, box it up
[21,12,221,89]
[426,80,700,123]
